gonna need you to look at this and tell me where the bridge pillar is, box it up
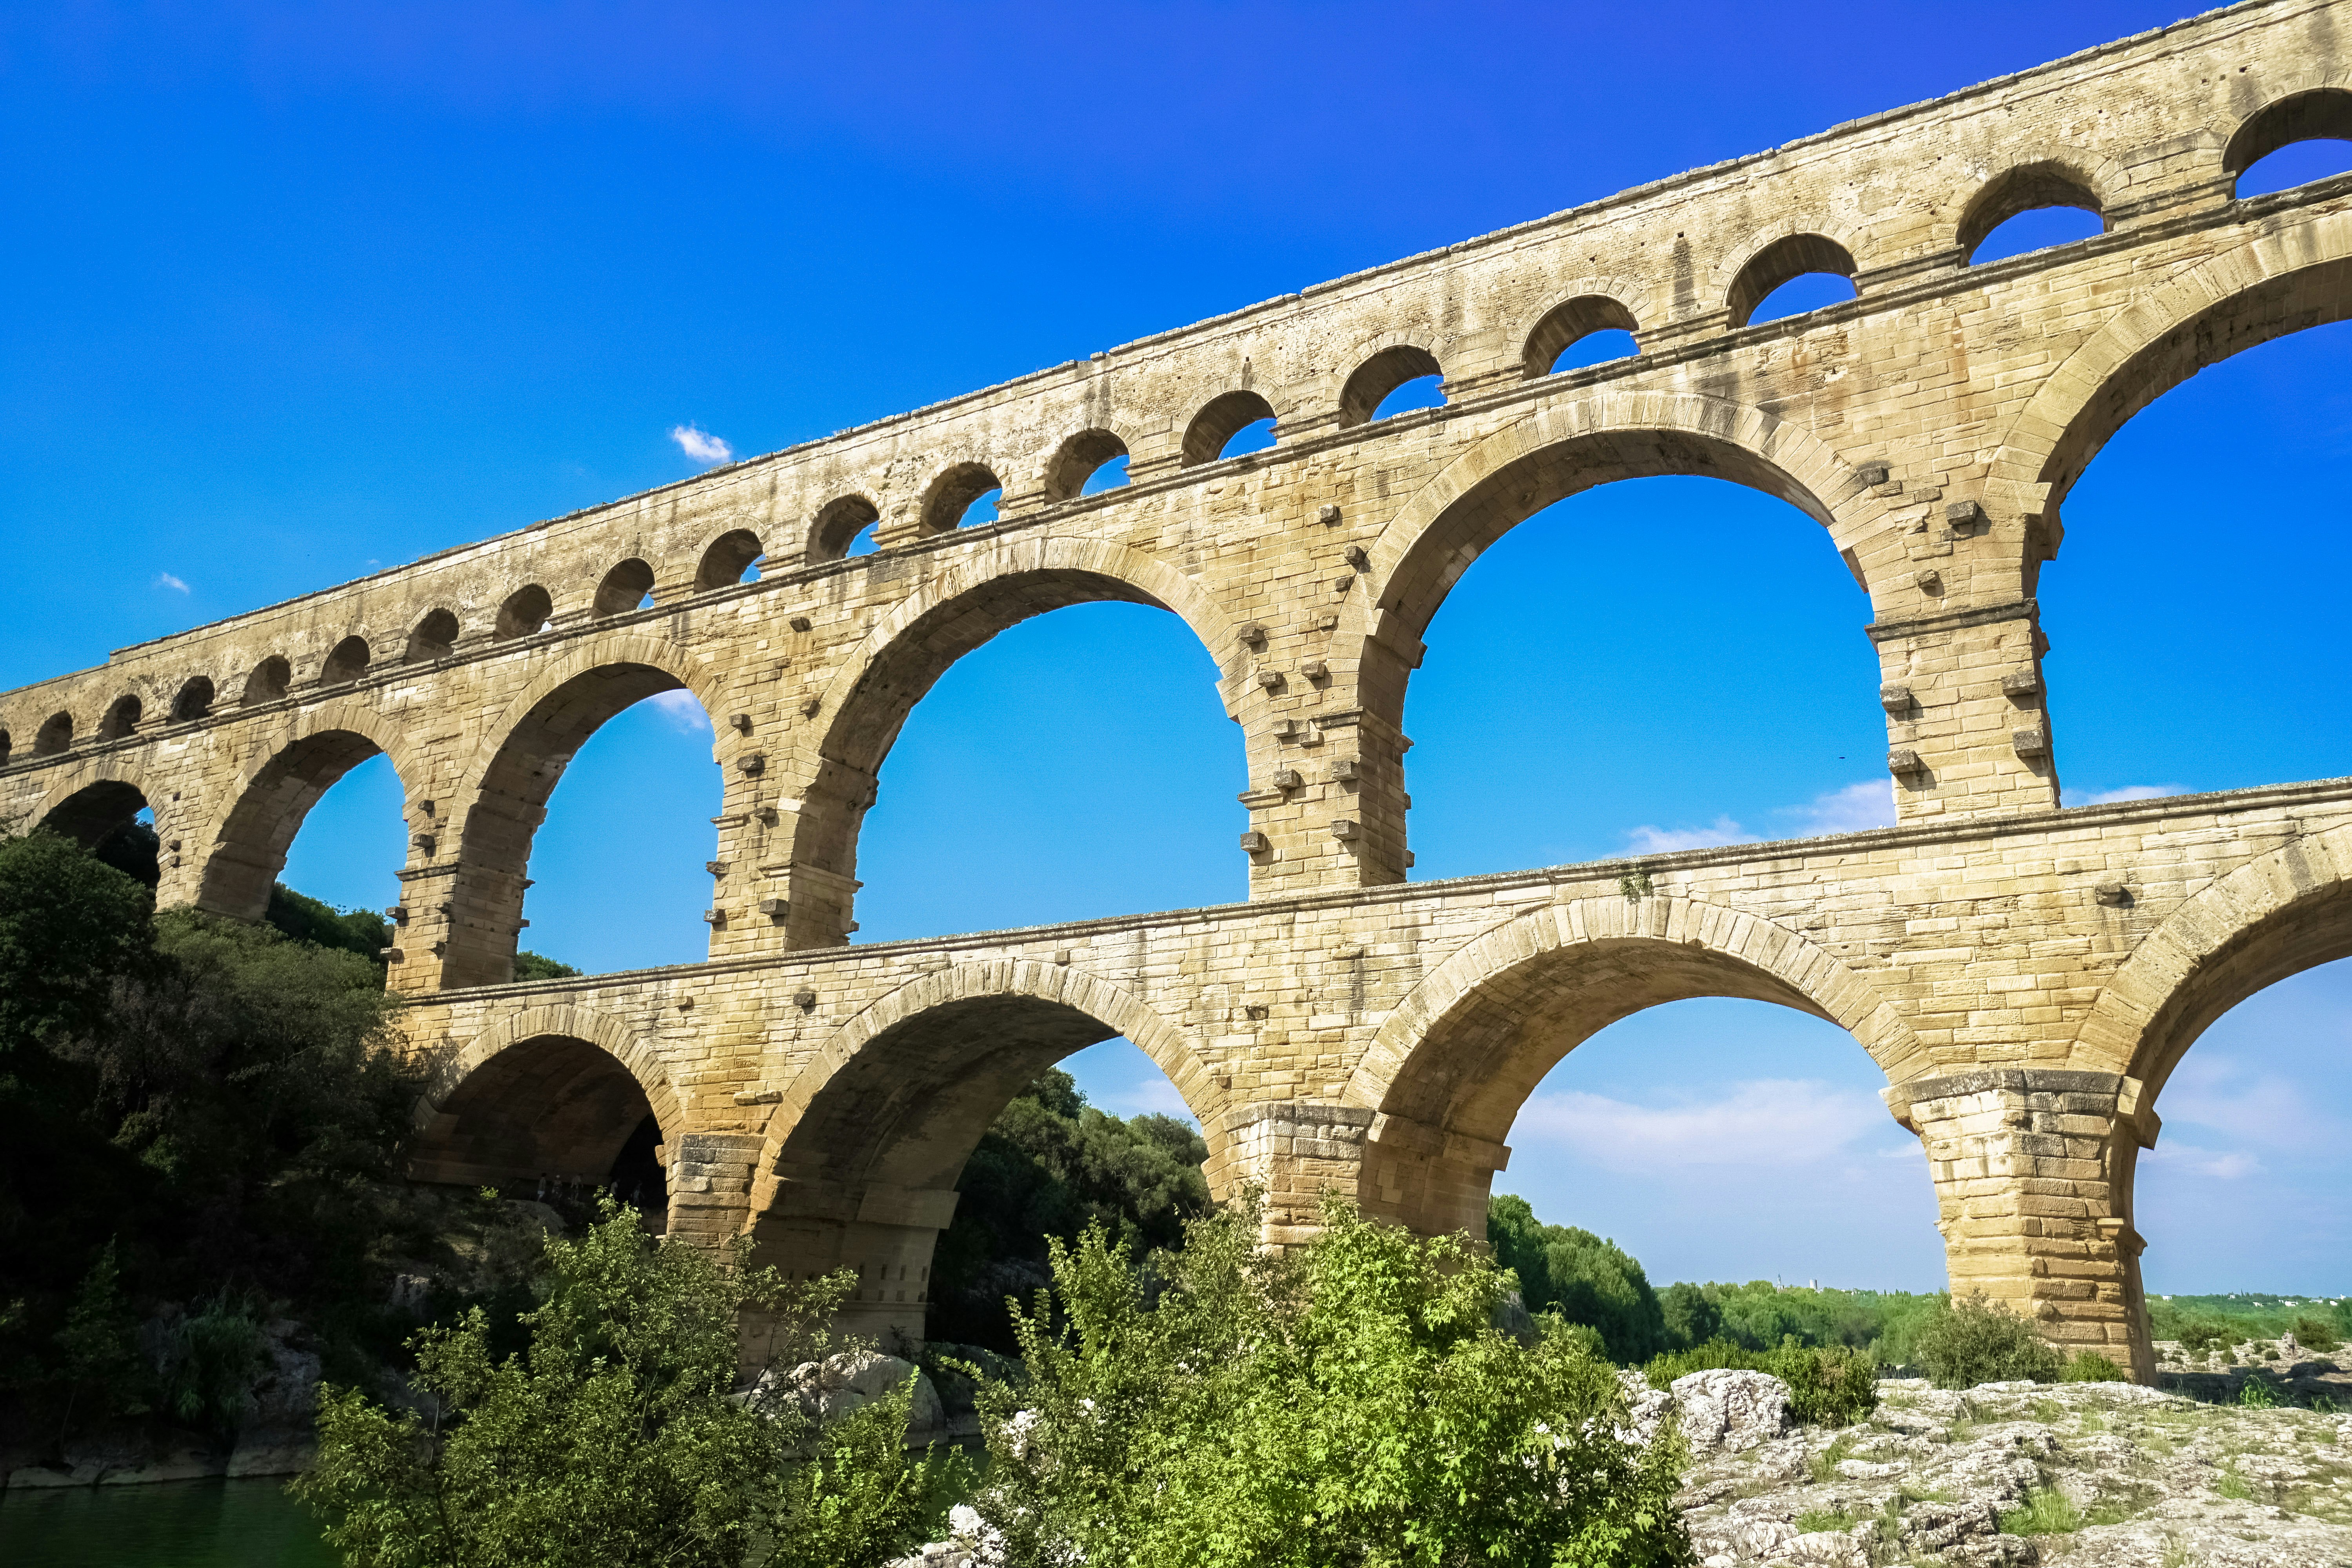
[1870,596,2060,823]
[1890,1070,2156,1382]
[743,1180,962,1352]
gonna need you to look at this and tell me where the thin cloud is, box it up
[644,690,712,733]
[2077,783,2184,805]
[1102,1076,1198,1125]
[2145,1142,2263,1179]
[1510,1079,1887,1173]
[1623,816,1750,854]
[1781,779,1896,835]
[2162,1055,2346,1154]
[669,424,734,465]
[153,572,190,593]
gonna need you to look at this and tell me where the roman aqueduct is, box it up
[7,0,2352,1377]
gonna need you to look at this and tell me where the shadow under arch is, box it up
[783,536,1243,948]
[409,1001,678,1212]
[1341,895,1923,1240]
[749,959,1221,1343]
[36,767,153,849]
[441,631,725,988]
[191,701,422,922]
[1985,212,2352,536]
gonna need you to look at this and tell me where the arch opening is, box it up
[593,558,656,618]
[244,656,290,705]
[411,1034,666,1222]
[1339,345,1446,427]
[2227,88,2352,197]
[1960,162,2105,264]
[34,712,73,756]
[40,778,151,852]
[171,676,215,723]
[1042,430,1131,502]
[405,609,460,662]
[695,530,765,592]
[920,465,1003,536]
[320,636,372,686]
[0,728,11,768]
[1728,234,1859,326]
[1524,296,1642,376]
[809,495,882,562]
[762,990,1209,1348]
[1181,390,1277,466]
[97,695,142,741]
[493,585,553,642]
[197,729,400,923]
[444,663,710,987]
[792,568,1238,946]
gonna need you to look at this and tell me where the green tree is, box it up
[1911,1292,2062,1388]
[0,827,155,1049]
[1658,1281,1720,1348]
[1486,1193,1669,1363]
[300,1199,955,1568]
[971,1197,1694,1568]
[51,1238,148,1441]
[265,884,390,971]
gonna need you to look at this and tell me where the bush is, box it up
[1911,1294,2062,1389]
[2294,1316,2341,1352]
[2238,1377,2280,1409]
[2059,1350,2128,1384]
[1643,1337,1878,1426]
[969,1197,1694,1568]
[2169,1315,2234,1355]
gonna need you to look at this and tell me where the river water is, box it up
[0,1478,337,1566]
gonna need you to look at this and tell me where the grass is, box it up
[1998,1487,2084,1535]
[2215,1467,2256,1501]
[1794,1504,1861,1533]
[1805,1433,1856,1484]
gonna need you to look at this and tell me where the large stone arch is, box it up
[191,697,425,921]
[440,631,727,988]
[1983,210,2352,539]
[2073,821,2352,1101]
[407,999,678,1198]
[1341,893,1924,1239]
[746,958,1220,1344]
[34,758,159,850]
[780,536,1245,948]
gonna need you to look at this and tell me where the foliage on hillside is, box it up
[2152,1293,2350,1353]
[928,1068,1210,1352]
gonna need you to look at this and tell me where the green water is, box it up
[0,1477,338,1566]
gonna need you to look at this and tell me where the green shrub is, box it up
[1642,1337,1878,1425]
[2238,1377,2280,1409]
[2059,1350,2129,1384]
[1911,1294,2062,1389]
[2165,1314,2234,1355]
[1999,1487,2084,1536]
[2294,1317,2341,1352]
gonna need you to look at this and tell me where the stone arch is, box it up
[36,765,154,850]
[1337,341,1446,429]
[440,632,725,988]
[1720,228,1863,327]
[192,698,425,922]
[1181,389,1279,467]
[170,676,216,723]
[97,694,143,741]
[1954,158,2107,261]
[1517,287,1644,377]
[1040,428,1131,502]
[1983,211,2352,531]
[2074,822,2352,1103]
[405,609,460,661]
[493,584,553,641]
[2224,84,2352,186]
[749,959,1220,1342]
[694,528,765,592]
[807,494,882,561]
[592,558,655,618]
[33,711,73,756]
[916,461,1003,537]
[319,634,372,685]
[408,1001,679,1195]
[243,656,291,705]
[1341,894,1924,1237]
[783,536,1242,947]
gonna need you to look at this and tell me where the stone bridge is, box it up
[6,0,2350,1376]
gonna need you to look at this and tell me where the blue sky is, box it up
[5,2,2348,1294]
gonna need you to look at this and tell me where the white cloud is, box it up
[2145,1141,2264,1179]
[645,690,712,733]
[1623,816,1750,854]
[2161,1055,2346,1153]
[2076,784,2184,805]
[1510,1078,1887,1174]
[669,424,734,465]
[153,572,189,593]
[1782,779,1897,836]
[1102,1076,1198,1124]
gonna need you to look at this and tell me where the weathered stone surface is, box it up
[1672,1369,1795,1453]
[4,2,2350,1374]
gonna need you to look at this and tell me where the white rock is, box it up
[1669,1368,1793,1452]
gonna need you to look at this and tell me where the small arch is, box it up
[411,1022,674,1199]
[0,728,11,768]
[1727,233,1859,327]
[1181,390,1278,467]
[919,463,1003,535]
[694,529,764,592]
[1042,429,1131,502]
[1959,161,2105,263]
[1338,345,1446,428]
[593,559,655,618]
[97,695,142,740]
[170,677,215,723]
[1522,295,1641,377]
[33,712,71,756]
[2225,87,2352,194]
[39,778,150,849]
[809,495,882,562]
[493,585,553,642]
[320,635,372,685]
[405,609,460,661]
[243,656,291,705]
